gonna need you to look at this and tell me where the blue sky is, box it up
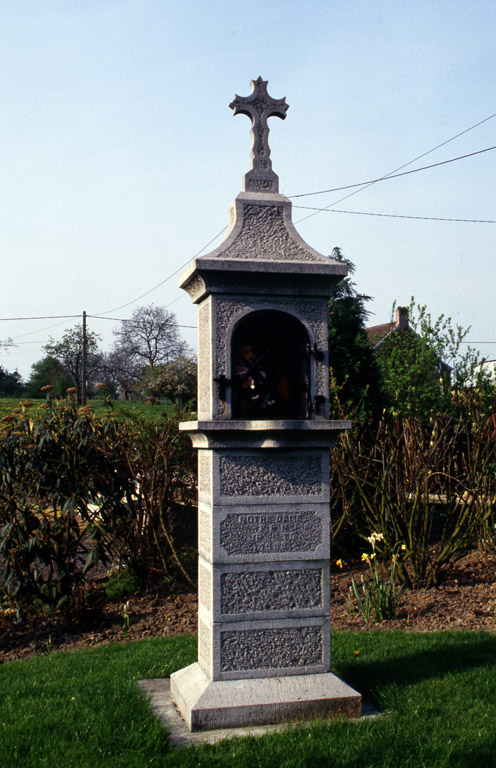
[1,0,495,378]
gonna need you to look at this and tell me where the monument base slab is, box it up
[169,662,361,731]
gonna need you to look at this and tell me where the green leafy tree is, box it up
[143,355,197,406]
[44,324,102,402]
[377,299,493,420]
[25,356,73,398]
[0,366,24,397]
[328,248,383,420]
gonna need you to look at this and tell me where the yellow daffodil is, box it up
[366,532,384,549]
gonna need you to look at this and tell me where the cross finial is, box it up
[230,77,289,193]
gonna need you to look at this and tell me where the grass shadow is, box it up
[335,630,496,702]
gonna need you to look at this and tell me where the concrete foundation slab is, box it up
[140,678,376,747]
[168,662,361,732]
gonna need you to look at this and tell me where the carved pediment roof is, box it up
[198,193,342,266]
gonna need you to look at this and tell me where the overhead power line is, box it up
[87,314,196,328]
[93,225,228,317]
[293,206,496,224]
[4,112,496,341]
[0,314,80,322]
[3,226,228,342]
[290,145,496,199]
[295,111,496,224]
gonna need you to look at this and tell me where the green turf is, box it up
[1,631,495,768]
[0,397,182,422]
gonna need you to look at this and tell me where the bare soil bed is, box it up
[1,549,495,664]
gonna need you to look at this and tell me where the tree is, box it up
[143,355,197,405]
[328,248,383,420]
[0,366,24,397]
[44,325,102,402]
[25,356,74,399]
[0,341,22,397]
[377,324,445,420]
[97,348,140,400]
[112,305,189,373]
[377,299,493,420]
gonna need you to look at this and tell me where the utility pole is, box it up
[82,310,87,406]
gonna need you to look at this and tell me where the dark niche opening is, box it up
[231,310,311,419]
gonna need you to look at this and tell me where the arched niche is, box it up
[230,310,311,419]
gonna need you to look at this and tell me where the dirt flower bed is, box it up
[331,548,496,632]
[1,549,495,664]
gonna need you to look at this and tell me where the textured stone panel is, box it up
[220,453,322,497]
[220,510,322,555]
[220,626,323,672]
[220,569,322,614]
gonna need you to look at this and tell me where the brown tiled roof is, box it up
[365,322,394,346]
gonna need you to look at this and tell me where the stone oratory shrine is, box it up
[157,77,361,733]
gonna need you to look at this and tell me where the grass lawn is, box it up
[0,397,181,422]
[1,631,495,768]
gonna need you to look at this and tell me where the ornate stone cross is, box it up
[230,77,289,192]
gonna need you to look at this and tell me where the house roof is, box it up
[366,307,409,350]
[365,306,453,372]
[365,321,395,348]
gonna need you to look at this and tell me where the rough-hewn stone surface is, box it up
[197,300,213,417]
[220,568,322,614]
[198,507,212,558]
[219,203,324,262]
[220,626,323,672]
[219,454,322,497]
[219,510,323,555]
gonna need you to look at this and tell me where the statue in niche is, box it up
[231,311,310,420]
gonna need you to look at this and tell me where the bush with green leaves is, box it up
[0,399,131,612]
[105,409,197,589]
[0,399,197,614]
[331,398,496,588]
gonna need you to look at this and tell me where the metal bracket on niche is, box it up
[308,344,325,361]
[214,375,231,402]
[313,394,326,415]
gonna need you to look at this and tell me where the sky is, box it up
[1,0,495,380]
